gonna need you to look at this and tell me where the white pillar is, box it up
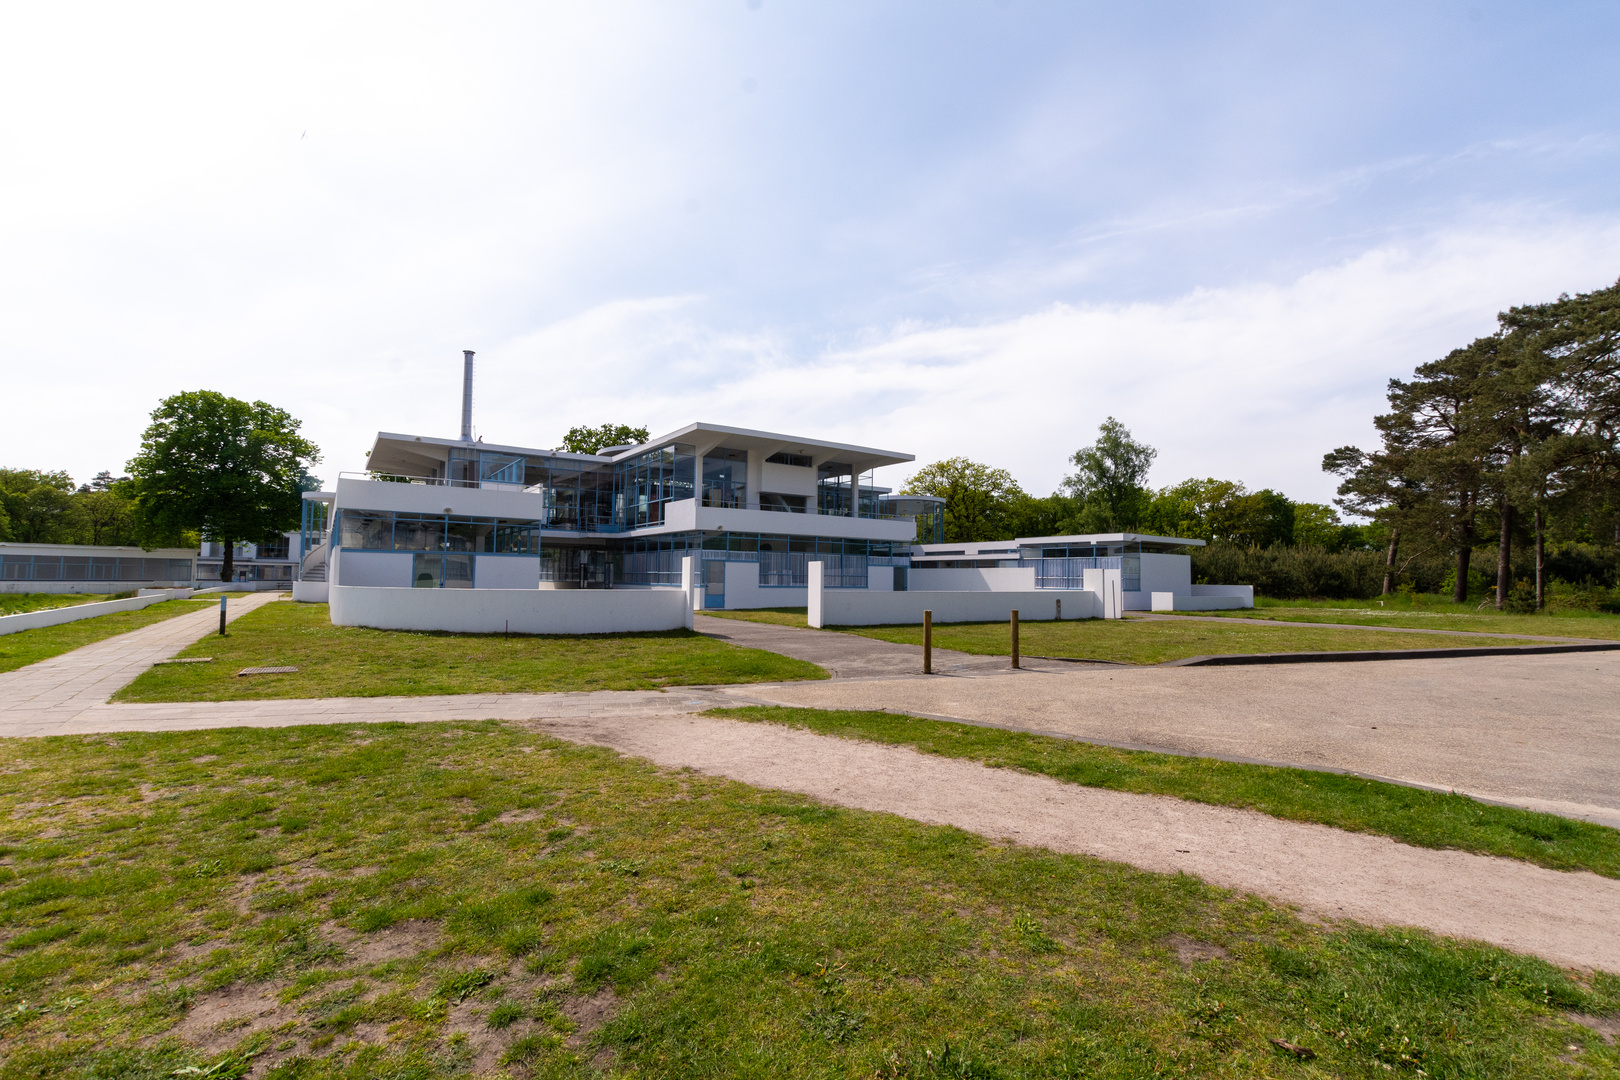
[807,560,824,628]
[680,555,696,628]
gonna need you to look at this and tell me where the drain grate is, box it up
[237,666,298,676]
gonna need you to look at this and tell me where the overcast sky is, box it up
[3,2,1618,505]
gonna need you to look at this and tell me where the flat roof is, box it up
[913,532,1205,555]
[365,423,915,479]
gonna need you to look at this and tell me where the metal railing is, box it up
[1020,556,1140,592]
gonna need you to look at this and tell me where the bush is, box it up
[1191,544,1453,600]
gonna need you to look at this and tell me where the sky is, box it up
[3,1,1619,507]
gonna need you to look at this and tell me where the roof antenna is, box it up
[460,350,475,441]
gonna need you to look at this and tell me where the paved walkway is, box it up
[0,592,281,726]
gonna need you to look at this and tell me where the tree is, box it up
[0,468,79,544]
[1323,441,1428,595]
[559,424,650,455]
[1061,418,1156,531]
[901,458,1025,543]
[124,391,321,582]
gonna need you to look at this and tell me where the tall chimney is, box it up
[460,350,475,441]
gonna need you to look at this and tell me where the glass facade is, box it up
[619,444,695,529]
[338,510,540,555]
[701,447,747,508]
[0,554,193,583]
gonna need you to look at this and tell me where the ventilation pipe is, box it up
[460,350,475,441]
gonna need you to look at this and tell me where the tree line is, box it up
[900,418,1376,554]
[1326,278,1619,608]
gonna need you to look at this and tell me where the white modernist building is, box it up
[294,426,1250,632]
[292,351,1247,632]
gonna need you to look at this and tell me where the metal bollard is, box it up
[1011,609,1019,669]
[218,593,227,636]
[923,609,932,674]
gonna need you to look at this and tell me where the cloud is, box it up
[462,218,1620,503]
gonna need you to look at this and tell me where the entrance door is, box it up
[703,560,725,610]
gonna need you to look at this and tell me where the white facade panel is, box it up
[691,504,915,542]
[760,462,818,499]
[474,556,540,590]
[335,550,413,588]
[907,567,1036,592]
[334,477,546,519]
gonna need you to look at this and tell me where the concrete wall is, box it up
[292,581,329,603]
[1192,584,1254,606]
[329,584,690,635]
[810,582,1100,627]
[0,590,198,637]
[711,560,808,611]
[1122,553,1193,611]
[907,567,1035,592]
[1151,592,1246,612]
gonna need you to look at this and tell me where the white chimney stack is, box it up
[460,350,475,441]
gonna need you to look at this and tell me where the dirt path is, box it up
[534,710,1620,972]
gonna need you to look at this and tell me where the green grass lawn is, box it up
[0,721,1613,1079]
[1187,596,1620,640]
[0,598,217,674]
[843,617,1546,665]
[115,601,825,702]
[700,607,811,627]
[712,706,1620,880]
[0,592,131,617]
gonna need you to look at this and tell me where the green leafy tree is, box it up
[1061,418,1157,531]
[901,458,1026,543]
[74,473,138,546]
[124,391,321,582]
[0,468,79,544]
[559,424,650,455]
[1143,478,1247,540]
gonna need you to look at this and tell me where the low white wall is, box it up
[867,565,894,592]
[1151,591,1246,612]
[474,555,540,590]
[715,560,808,610]
[0,580,193,595]
[907,567,1036,592]
[811,588,1099,628]
[0,591,190,636]
[1192,584,1255,606]
[329,584,691,635]
[292,581,329,603]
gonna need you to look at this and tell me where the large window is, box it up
[702,448,747,508]
[337,510,540,555]
[619,444,695,528]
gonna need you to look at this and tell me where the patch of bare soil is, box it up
[562,986,619,1048]
[330,918,442,967]
[535,712,1620,973]
[171,981,294,1057]
[1567,1012,1620,1045]
[496,809,545,824]
[1163,934,1230,967]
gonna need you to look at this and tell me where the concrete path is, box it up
[726,650,1620,828]
[0,592,281,727]
[695,613,1073,678]
[534,710,1620,973]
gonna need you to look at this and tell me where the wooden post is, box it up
[1010,609,1019,668]
[1055,597,1061,620]
[923,609,933,674]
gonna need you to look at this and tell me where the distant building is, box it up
[197,534,298,586]
[0,542,196,594]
